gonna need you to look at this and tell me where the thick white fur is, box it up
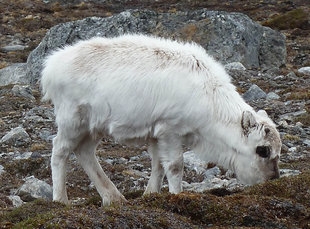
[41,34,281,205]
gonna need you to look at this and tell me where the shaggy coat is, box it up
[41,34,281,205]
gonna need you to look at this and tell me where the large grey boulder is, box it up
[26,9,286,83]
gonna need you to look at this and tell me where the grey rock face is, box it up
[26,9,286,83]
[0,126,31,147]
[243,84,267,101]
[0,63,31,86]
[17,176,52,201]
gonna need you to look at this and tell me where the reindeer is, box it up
[41,34,281,205]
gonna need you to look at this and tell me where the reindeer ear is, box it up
[257,109,268,118]
[241,111,257,132]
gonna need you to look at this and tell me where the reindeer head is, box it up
[234,110,282,185]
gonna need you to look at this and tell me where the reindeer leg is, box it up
[75,134,126,206]
[157,134,184,194]
[144,139,165,194]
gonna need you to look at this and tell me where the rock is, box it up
[286,71,297,79]
[13,152,33,160]
[0,126,31,147]
[17,176,52,201]
[204,166,221,179]
[26,9,286,83]
[243,84,267,101]
[297,66,310,75]
[1,45,27,52]
[0,63,30,86]
[183,151,207,174]
[279,110,307,121]
[183,177,242,193]
[266,92,280,100]
[38,129,55,142]
[0,164,4,175]
[11,85,35,100]
[8,195,24,207]
[303,139,310,147]
[224,62,246,71]
[24,106,55,123]
[280,169,301,177]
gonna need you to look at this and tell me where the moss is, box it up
[84,195,102,207]
[29,143,47,151]
[3,158,49,178]
[244,171,310,208]
[288,90,310,100]
[0,199,64,226]
[283,133,300,141]
[123,190,144,200]
[263,8,309,30]
[295,113,310,126]
[14,212,60,229]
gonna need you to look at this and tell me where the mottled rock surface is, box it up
[26,9,286,83]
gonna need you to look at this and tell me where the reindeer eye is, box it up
[256,146,271,158]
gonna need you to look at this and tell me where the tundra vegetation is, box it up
[0,0,309,228]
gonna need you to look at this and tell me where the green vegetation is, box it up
[263,8,309,30]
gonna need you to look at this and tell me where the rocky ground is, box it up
[0,0,310,228]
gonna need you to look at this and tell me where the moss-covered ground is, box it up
[1,169,310,228]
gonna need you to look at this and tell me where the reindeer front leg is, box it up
[144,139,165,194]
[157,134,184,194]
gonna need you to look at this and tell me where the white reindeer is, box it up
[41,34,282,205]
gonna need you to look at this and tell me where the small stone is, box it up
[278,120,289,128]
[297,66,310,75]
[280,169,301,177]
[183,151,207,174]
[0,126,31,147]
[265,67,280,75]
[117,157,128,164]
[279,110,307,121]
[303,139,310,147]
[274,75,285,80]
[1,45,27,52]
[31,151,42,159]
[224,62,246,71]
[286,71,297,79]
[266,92,280,100]
[0,164,4,175]
[243,84,267,101]
[8,195,24,207]
[104,159,114,165]
[14,152,32,160]
[12,85,35,100]
[17,176,52,201]
[288,147,297,152]
[204,166,221,179]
